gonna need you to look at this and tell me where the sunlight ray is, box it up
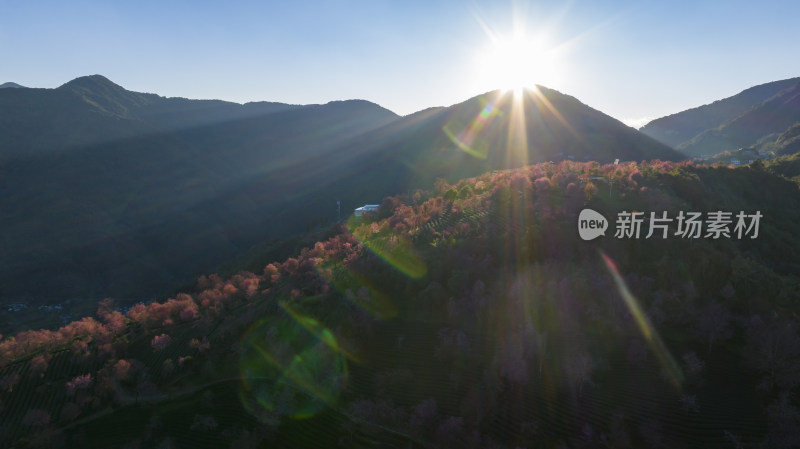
[524,86,584,147]
[316,261,398,321]
[507,87,530,168]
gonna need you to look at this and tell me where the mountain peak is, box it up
[54,75,156,118]
[58,74,125,92]
[0,82,26,89]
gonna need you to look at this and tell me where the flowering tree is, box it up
[113,359,132,381]
[66,374,92,396]
[151,334,172,352]
[29,353,52,378]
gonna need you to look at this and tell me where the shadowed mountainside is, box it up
[0,78,681,304]
[310,87,682,212]
[640,77,800,153]
[0,75,303,157]
[677,83,800,156]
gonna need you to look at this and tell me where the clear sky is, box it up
[2,0,799,127]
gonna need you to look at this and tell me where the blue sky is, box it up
[2,0,799,126]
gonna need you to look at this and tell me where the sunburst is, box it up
[476,28,559,94]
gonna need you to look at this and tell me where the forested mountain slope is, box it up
[2,160,799,448]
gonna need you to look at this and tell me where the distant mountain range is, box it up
[0,75,679,301]
[641,77,800,157]
[0,75,305,157]
[0,82,26,88]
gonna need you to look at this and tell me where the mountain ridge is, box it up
[677,83,800,155]
[640,77,800,157]
[0,75,397,157]
[0,76,681,302]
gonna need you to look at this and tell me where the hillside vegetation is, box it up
[2,160,800,448]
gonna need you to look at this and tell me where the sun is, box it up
[476,31,558,95]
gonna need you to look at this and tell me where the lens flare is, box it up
[316,260,398,320]
[600,251,683,387]
[347,216,427,279]
[443,97,503,159]
[280,300,362,361]
[238,306,348,420]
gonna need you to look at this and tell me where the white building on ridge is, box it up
[354,204,380,217]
